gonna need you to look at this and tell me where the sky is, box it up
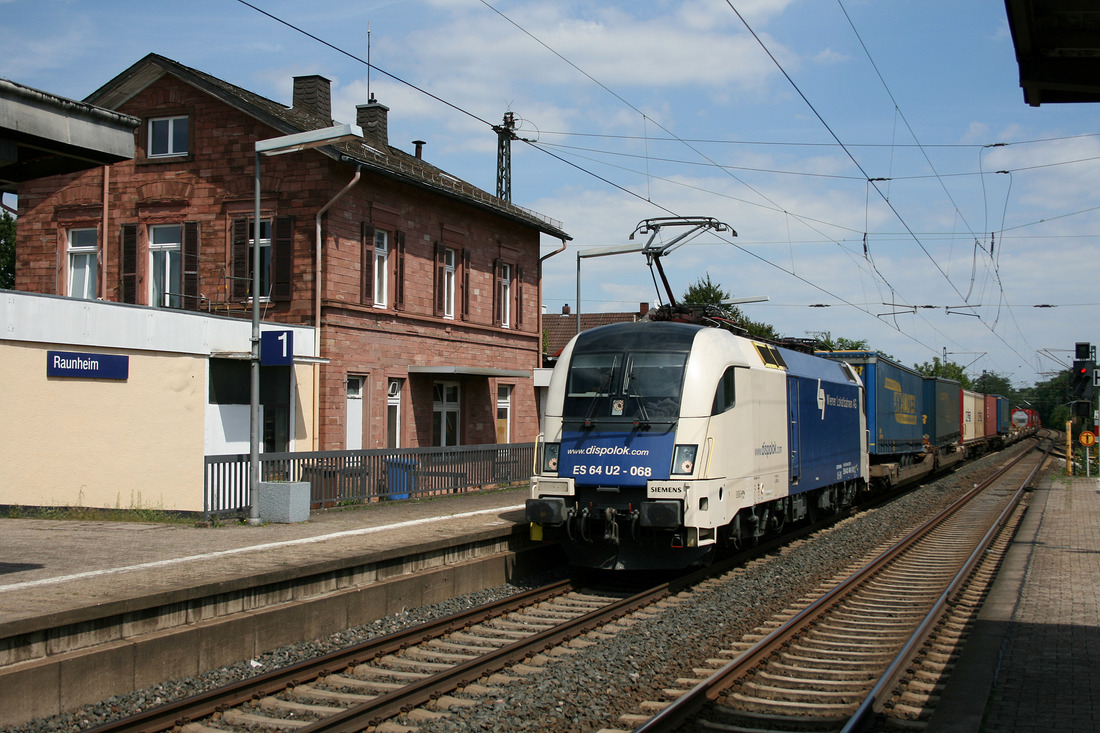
[3,0,1099,389]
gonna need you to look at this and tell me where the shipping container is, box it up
[961,390,985,444]
[983,394,999,438]
[994,396,1011,434]
[922,377,961,447]
[816,351,924,457]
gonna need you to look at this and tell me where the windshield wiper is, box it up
[577,368,615,428]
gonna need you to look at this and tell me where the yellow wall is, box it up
[1,341,207,512]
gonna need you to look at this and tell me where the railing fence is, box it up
[204,442,535,516]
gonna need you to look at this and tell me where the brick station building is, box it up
[15,53,570,453]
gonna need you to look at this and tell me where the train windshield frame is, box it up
[563,349,688,424]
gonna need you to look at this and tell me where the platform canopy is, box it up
[1005,0,1100,106]
[0,78,139,194]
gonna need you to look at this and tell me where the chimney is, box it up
[292,75,332,120]
[562,304,571,315]
[357,95,390,149]
[413,140,426,159]
[639,302,649,316]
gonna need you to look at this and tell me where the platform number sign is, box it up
[260,330,294,366]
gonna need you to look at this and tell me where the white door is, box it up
[346,376,364,449]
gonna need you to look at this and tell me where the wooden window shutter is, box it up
[360,222,374,305]
[119,224,138,304]
[433,242,445,316]
[460,249,471,321]
[231,218,249,300]
[514,264,524,329]
[492,258,504,326]
[181,221,201,310]
[271,215,294,301]
[394,230,406,310]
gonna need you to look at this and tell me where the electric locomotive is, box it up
[526,319,869,570]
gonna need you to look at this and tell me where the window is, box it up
[443,247,456,319]
[248,219,272,299]
[373,230,389,307]
[712,367,738,415]
[68,228,97,299]
[149,224,182,308]
[496,385,512,443]
[499,262,512,327]
[387,379,403,449]
[148,116,188,158]
[432,381,460,447]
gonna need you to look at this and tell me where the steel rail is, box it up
[841,439,1052,732]
[294,581,675,733]
[82,578,577,733]
[634,441,1044,733]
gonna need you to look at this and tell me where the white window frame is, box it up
[373,229,389,308]
[387,378,403,449]
[67,228,98,300]
[443,247,456,319]
[248,219,272,301]
[496,384,512,444]
[500,262,512,328]
[148,115,188,158]
[149,223,182,308]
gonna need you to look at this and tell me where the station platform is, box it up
[0,487,545,725]
[930,472,1100,733]
[0,486,529,629]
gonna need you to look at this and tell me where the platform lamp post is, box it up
[249,124,358,525]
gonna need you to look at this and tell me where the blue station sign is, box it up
[260,330,294,366]
[47,351,129,380]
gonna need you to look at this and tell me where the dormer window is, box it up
[148,115,188,157]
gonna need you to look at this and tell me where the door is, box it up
[787,378,801,485]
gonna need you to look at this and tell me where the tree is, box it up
[973,371,1014,400]
[814,331,869,352]
[914,357,972,390]
[0,210,14,290]
[680,273,778,340]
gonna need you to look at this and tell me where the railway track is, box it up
[78,442,1045,733]
[82,575,679,733]
[628,438,1051,733]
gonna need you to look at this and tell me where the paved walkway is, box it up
[930,473,1100,732]
[0,487,528,630]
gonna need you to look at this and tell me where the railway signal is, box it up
[1072,342,1095,400]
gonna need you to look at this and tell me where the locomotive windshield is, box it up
[563,350,687,423]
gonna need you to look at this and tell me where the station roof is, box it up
[0,78,139,194]
[1004,1,1100,105]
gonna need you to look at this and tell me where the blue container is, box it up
[922,377,961,447]
[383,457,416,500]
[817,351,924,457]
[994,395,1011,434]
[778,347,865,493]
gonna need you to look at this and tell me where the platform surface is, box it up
[930,473,1100,732]
[0,487,528,632]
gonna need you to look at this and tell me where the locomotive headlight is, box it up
[542,442,560,473]
[671,444,697,475]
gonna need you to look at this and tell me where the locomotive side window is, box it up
[712,366,737,415]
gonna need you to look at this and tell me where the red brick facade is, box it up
[15,56,567,451]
